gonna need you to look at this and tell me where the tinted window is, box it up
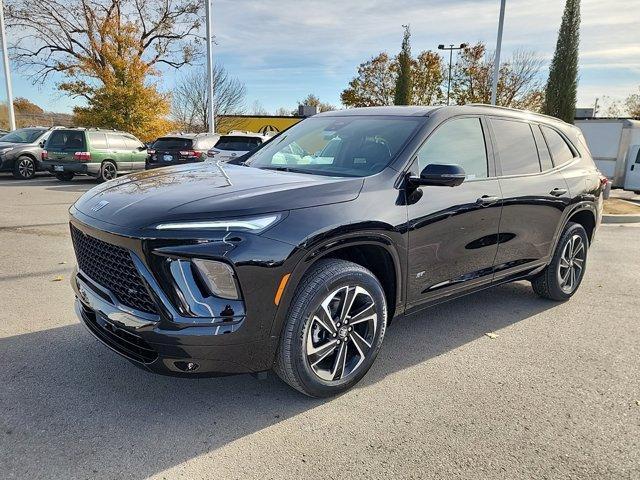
[541,126,574,165]
[215,136,262,151]
[246,116,422,177]
[416,117,488,179]
[46,130,86,151]
[106,134,126,150]
[492,119,540,175]
[88,132,108,149]
[152,137,194,150]
[0,128,46,144]
[532,125,553,171]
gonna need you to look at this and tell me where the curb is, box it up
[602,214,640,224]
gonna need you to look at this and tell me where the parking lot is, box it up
[0,174,638,479]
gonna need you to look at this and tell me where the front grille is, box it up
[80,304,158,363]
[70,224,158,314]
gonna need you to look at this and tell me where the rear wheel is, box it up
[54,171,75,181]
[97,160,117,183]
[274,259,387,397]
[13,156,36,179]
[531,222,588,301]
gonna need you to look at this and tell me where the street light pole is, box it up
[438,43,467,106]
[490,0,507,106]
[0,0,15,131]
[205,0,215,133]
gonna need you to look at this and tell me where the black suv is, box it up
[0,126,60,179]
[146,133,220,169]
[69,105,604,397]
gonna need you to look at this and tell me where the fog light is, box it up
[192,259,239,300]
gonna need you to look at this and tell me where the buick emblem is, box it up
[91,200,110,212]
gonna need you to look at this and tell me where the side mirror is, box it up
[409,163,466,187]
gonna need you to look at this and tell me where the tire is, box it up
[54,171,75,181]
[531,222,589,301]
[97,160,117,183]
[12,156,36,179]
[274,259,387,397]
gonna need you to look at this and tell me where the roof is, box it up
[316,106,440,117]
[159,132,219,139]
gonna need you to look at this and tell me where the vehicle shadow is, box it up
[0,282,556,478]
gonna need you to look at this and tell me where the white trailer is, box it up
[575,118,640,193]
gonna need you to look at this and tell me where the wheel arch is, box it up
[564,204,597,244]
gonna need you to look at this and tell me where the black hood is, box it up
[73,163,363,229]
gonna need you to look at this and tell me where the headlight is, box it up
[154,213,282,232]
[192,259,239,300]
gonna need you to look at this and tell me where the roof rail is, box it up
[466,103,562,123]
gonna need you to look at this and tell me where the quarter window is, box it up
[416,117,488,180]
[492,119,540,175]
[532,125,554,171]
[541,125,575,165]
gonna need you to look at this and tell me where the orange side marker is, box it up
[274,273,291,305]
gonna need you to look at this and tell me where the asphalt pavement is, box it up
[1,174,638,479]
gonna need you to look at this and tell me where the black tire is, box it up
[12,156,36,179]
[274,259,387,397]
[54,171,75,181]
[531,222,589,301]
[97,160,117,183]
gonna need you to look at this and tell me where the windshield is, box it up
[0,128,47,144]
[245,116,422,177]
[215,136,262,151]
[152,137,194,150]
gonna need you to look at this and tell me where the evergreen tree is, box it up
[394,25,413,105]
[543,0,581,123]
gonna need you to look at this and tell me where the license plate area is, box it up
[54,165,64,172]
[163,155,173,162]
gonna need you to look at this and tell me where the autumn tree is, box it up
[451,43,544,111]
[298,94,335,113]
[624,87,640,117]
[394,25,412,105]
[171,65,246,133]
[342,50,443,107]
[6,0,202,140]
[543,0,581,123]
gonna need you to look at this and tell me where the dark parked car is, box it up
[146,133,220,169]
[0,126,61,179]
[69,105,604,397]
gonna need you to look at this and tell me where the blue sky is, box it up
[8,0,640,114]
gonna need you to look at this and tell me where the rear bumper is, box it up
[41,161,100,175]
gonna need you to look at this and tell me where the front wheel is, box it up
[531,222,589,301]
[274,259,387,397]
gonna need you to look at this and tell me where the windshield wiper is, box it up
[260,166,316,175]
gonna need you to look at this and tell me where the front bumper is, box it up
[68,216,298,377]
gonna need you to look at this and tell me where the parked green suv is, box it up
[42,128,147,182]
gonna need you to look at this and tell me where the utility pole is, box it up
[0,0,15,131]
[205,0,215,133]
[491,0,507,105]
[438,43,467,105]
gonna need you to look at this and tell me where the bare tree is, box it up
[6,0,202,84]
[452,43,544,111]
[172,65,246,132]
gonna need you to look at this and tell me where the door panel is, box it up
[624,145,640,191]
[407,180,502,304]
[106,134,130,169]
[406,116,502,306]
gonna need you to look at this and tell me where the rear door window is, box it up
[416,117,488,180]
[106,134,127,150]
[541,126,575,166]
[491,119,541,175]
[123,136,143,150]
[88,132,108,150]
[153,137,194,150]
[46,130,86,151]
[215,136,262,151]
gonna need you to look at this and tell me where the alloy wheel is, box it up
[557,234,585,294]
[305,285,378,382]
[102,163,117,181]
[18,158,35,178]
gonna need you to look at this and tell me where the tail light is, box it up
[180,150,197,157]
[147,149,156,155]
[74,151,91,162]
[41,150,48,160]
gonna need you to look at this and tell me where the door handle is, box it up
[476,195,500,206]
[550,188,568,197]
